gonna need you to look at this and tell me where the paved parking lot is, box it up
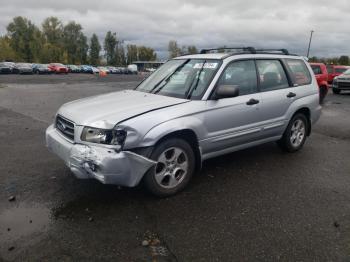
[0,74,350,261]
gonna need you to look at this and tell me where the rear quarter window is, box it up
[285,59,312,86]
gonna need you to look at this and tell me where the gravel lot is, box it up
[0,74,349,261]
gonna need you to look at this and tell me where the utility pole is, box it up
[307,30,314,58]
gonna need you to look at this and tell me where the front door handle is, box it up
[246,98,260,105]
[287,92,296,98]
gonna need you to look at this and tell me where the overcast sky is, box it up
[0,0,349,59]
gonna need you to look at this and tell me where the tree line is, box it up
[309,55,350,65]
[0,16,158,66]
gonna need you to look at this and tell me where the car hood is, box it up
[57,90,189,129]
[337,74,350,80]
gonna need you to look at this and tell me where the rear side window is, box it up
[286,59,312,86]
[256,60,289,91]
[311,65,321,75]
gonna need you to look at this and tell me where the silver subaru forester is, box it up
[46,47,322,196]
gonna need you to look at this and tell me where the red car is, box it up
[48,63,69,74]
[326,64,350,84]
[310,63,329,103]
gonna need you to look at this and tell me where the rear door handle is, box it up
[287,92,296,98]
[246,98,260,105]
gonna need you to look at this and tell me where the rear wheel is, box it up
[333,88,341,94]
[277,113,308,152]
[143,138,195,197]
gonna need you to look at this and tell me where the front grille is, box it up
[56,115,75,140]
[338,81,350,89]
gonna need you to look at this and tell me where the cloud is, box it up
[0,0,349,59]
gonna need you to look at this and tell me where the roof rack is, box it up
[255,48,289,55]
[199,47,294,56]
[200,47,256,54]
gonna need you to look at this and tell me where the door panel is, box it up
[201,94,263,154]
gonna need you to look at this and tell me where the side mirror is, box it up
[215,85,239,99]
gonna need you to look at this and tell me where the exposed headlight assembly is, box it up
[81,127,127,150]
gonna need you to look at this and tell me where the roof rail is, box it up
[198,47,296,56]
[254,48,290,55]
[200,47,256,54]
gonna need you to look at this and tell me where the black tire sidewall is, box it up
[143,138,195,197]
[332,88,340,94]
[279,114,308,152]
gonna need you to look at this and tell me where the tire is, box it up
[277,113,308,153]
[332,88,341,94]
[143,138,195,197]
[319,86,328,104]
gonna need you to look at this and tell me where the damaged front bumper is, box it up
[45,125,156,187]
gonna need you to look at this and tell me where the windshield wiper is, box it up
[149,59,190,94]
[186,60,206,99]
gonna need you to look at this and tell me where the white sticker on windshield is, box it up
[193,63,218,69]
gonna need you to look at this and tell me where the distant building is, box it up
[131,61,165,72]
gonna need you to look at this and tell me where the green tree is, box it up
[104,31,117,65]
[63,21,87,64]
[127,44,138,64]
[187,45,198,54]
[338,55,349,65]
[115,42,126,66]
[6,16,42,62]
[0,36,18,61]
[89,33,101,65]
[42,17,63,46]
[138,46,157,61]
[78,33,88,64]
[168,40,181,58]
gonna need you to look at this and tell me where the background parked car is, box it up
[107,66,118,74]
[67,65,81,73]
[49,63,68,74]
[326,64,350,84]
[80,65,93,74]
[0,62,13,74]
[310,62,329,103]
[332,68,350,94]
[32,64,52,74]
[91,66,100,74]
[12,63,33,74]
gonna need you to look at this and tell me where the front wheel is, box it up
[277,114,308,152]
[143,138,195,197]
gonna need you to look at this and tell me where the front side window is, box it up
[136,59,221,99]
[256,60,289,91]
[216,60,258,96]
[285,59,312,86]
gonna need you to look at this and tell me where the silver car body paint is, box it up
[46,53,322,186]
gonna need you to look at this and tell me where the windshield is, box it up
[343,69,350,75]
[335,67,348,74]
[136,59,221,99]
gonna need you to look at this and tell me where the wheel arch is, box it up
[153,129,202,173]
[292,107,311,136]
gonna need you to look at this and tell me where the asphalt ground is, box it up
[0,74,349,261]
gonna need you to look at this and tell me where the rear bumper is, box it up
[45,125,156,187]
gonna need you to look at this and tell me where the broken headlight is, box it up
[81,127,127,146]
